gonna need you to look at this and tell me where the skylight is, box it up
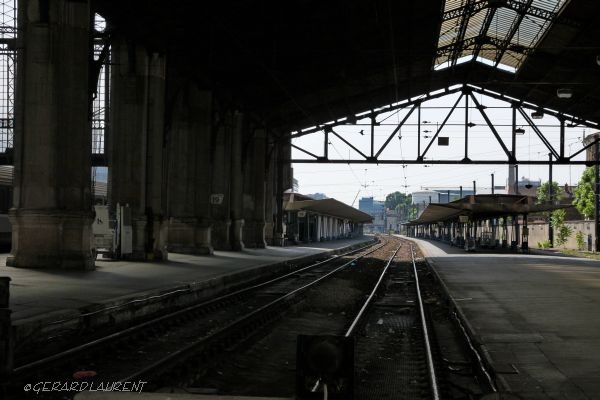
[435,0,570,72]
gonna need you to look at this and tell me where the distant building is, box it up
[358,197,385,214]
[411,190,439,206]
[306,193,328,200]
[358,197,385,233]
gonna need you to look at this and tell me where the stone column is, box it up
[275,139,292,246]
[146,53,169,259]
[8,0,94,269]
[109,39,167,260]
[317,216,322,241]
[210,109,233,250]
[264,137,276,246]
[166,84,213,254]
[243,128,267,248]
[230,112,245,250]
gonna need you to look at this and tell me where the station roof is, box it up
[285,198,373,223]
[406,194,570,225]
[98,0,600,133]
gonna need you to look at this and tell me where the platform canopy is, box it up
[285,198,373,223]
[406,194,570,225]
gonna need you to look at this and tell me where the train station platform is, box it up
[1,237,372,348]
[407,236,600,399]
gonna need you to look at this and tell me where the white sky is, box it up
[292,88,593,206]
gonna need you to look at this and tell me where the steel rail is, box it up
[310,240,400,395]
[411,245,440,400]
[13,239,379,376]
[118,239,389,382]
[344,244,402,337]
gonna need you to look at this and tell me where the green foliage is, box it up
[537,240,552,249]
[385,192,416,220]
[536,181,563,204]
[576,231,585,251]
[550,209,572,247]
[573,167,596,219]
[385,191,411,210]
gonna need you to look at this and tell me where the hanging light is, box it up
[514,127,525,135]
[556,88,573,99]
[531,110,544,119]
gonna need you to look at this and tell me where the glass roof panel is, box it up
[434,0,570,72]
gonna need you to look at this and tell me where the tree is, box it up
[385,191,410,210]
[536,181,563,204]
[573,166,596,219]
[550,209,572,247]
[385,191,414,220]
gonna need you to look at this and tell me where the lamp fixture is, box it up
[596,55,600,66]
[514,127,525,135]
[556,88,573,99]
[531,110,544,119]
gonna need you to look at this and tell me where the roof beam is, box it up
[493,0,534,68]
[450,0,478,67]
[443,0,557,22]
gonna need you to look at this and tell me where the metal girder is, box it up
[466,85,599,128]
[493,0,534,68]
[450,0,478,67]
[289,86,465,139]
[442,0,558,22]
[569,137,599,161]
[443,1,489,20]
[518,107,560,159]
[471,6,497,61]
[436,35,521,58]
[289,159,595,165]
[289,85,599,167]
[504,0,558,21]
[419,93,464,160]
[329,128,368,159]
[291,143,319,159]
[468,92,513,161]
[374,104,418,159]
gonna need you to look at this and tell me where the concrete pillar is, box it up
[166,85,213,254]
[275,139,292,245]
[109,39,168,260]
[210,110,233,250]
[146,53,169,259]
[317,216,322,241]
[243,128,267,248]
[230,112,245,250]
[8,0,94,269]
[264,138,276,246]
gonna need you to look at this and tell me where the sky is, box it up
[292,87,593,206]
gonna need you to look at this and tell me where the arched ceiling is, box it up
[96,0,600,133]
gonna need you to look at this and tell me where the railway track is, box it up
[10,236,493,399]
[344,242,443,399]
[8,237,387,399]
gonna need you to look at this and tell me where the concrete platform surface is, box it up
[407,237,600,400]
[1,237,370,322]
